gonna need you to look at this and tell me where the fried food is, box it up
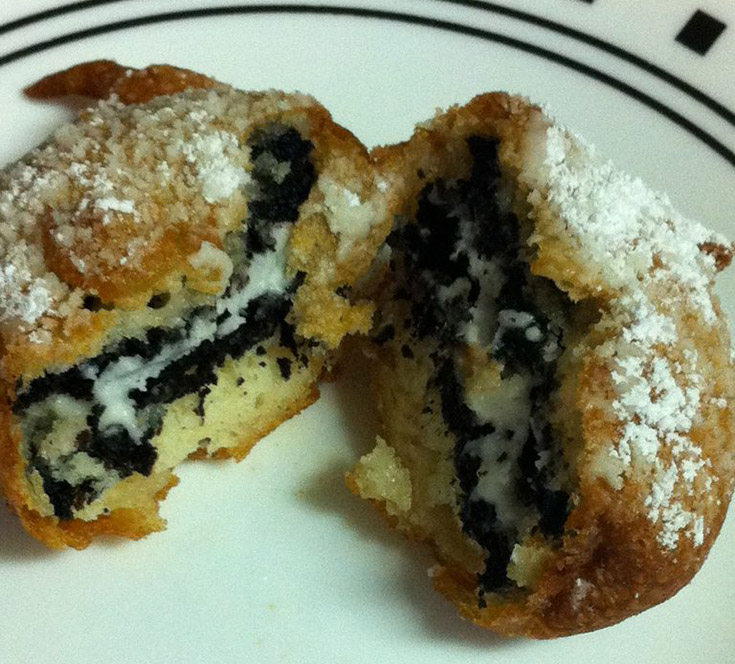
[348,93,735,637]
[1,61,391,549]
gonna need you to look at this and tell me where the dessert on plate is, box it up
[0,61,392,549]
[2,59,733,639]
[348,93,735,637]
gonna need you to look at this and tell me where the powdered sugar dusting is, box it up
[1,262,52,324]
[604,297,708,549]
[95,197,135,214]
[571,578,593,612]
[177,126,250,203]
[0,86,315,337]
[520,116,731,552]
[319,176,382,258]
[538,125,724,323]
[0,165,68,326]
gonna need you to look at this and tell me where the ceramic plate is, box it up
[1,2,733,662]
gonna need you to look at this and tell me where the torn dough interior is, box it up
[358,135,575,597]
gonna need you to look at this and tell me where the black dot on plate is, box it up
[676,10,727,55]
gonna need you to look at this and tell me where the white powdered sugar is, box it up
[571,578,593,612]
[0,87,311,336]
[531,125,725,323]
[95,197,136,214]
[0,165,67,326]
[1,265,52,324]
[177,128,250,204]
[523,119,730,551]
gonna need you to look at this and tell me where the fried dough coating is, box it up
[349,93,735,637]
[25,60,220,104]
[1,61,392,549]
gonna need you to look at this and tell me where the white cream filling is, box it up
[464,254,504,347]
[22,224,293,515]
[83,224,291,441]
[464,373,538,538]
[216,224,290,337]
[449,208,507,348]
[50,452,117,492]
[252,152,291,184]
[23,394,91,461]
[319,176,379,258]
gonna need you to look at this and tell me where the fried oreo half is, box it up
[1,62,391,549]
[348,94,735,637]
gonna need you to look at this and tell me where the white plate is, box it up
[1,2,734,662]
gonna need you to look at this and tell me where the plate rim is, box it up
[0,3,733,168]
[1,0,733,130]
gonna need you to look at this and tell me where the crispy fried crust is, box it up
[5,62,383,380]
[25,60,220,104]
[7,61,385,375]
[354,93,735,637]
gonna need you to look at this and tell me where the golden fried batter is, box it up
[1,61,393,549]
[349,93,735,637]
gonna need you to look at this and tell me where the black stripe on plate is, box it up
[433,1,734,127]
[2,0,732,129]
[0,0,129,36]
[0,5,733,167]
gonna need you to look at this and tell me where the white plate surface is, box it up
[0,2,734,663]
